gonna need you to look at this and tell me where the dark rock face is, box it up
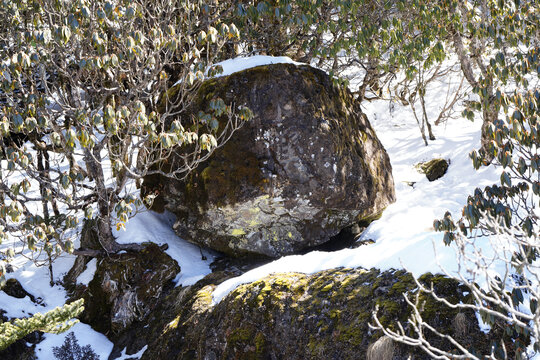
[78,243,180,336]
[135,268,492,360]
[1,278,37,301]
[0,337,40,360]
[145,63,395,258]
[417,158,449,181]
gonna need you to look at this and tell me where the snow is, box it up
[0,245,115,358]
[0,209,212,359]
[116,345,148,360]
[211,55,304,78]
[76,258,97,285]
[35,323,114,360]
[0,209,213,359]
[173,55,305,86]
[4,259,74,316]
[0,291,41,318]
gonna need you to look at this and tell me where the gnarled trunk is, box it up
[84,147,116,254]
[452,28,496,163]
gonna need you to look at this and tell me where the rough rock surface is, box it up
[1,278,38,302]
[74,243,180,336]
[144,63,395,258]
[122,268,495,360]
[417,158,449,181]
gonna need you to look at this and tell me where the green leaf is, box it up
[530,299,538,314]
[61,25,71,44]
[12,114,23,131]
[60,173,71,189]
[500,171,512,187]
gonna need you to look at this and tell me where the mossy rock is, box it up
[108,269,241,358]
[143,63,396,258]
[132,268,498,360]
[416,158,449,181]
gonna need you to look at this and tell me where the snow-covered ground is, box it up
[0,56,512,358]
[35,323,113,360]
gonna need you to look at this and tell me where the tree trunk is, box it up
[452,29,495,163]
[480,96,498,163]
[84,147,117,254]
[37,150,55,285]
[96,201,116,254]
[419,90,436,141]
[43,150,60,217]
[83,147,147,255]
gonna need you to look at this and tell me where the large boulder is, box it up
[129,268,493,360]
[144,63,395,258]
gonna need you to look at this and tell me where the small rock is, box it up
[416,158,449,181]
[1,278,36,302]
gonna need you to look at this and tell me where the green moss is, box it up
[271,274,297,288]
[224,326,266,359]
[193,133,264,208]
[330,309,342,319]
[337,325,365,346]
[228,327,252,344]
[356,210,384,227]
[321,283,333,292]
[389,274,415,295]
[191,285,214,311]
[140,264,498,360]
[416,273,472,328]
[357,285,372,298]
[254,332,266,354]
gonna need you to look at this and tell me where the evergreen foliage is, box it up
[52,332,98,360]
[228,0,538,153]
[431,6,540,351]
[0,299,84,351]
[226,0,449,100]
